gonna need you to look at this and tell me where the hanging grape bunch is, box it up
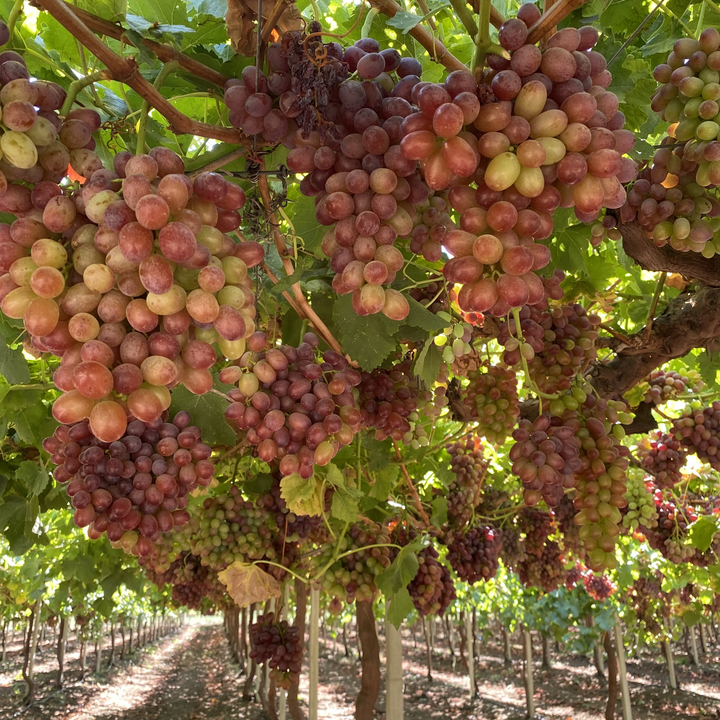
[638,431,687,488]
[671,401,720,469]
[622,28,720,255]
[444,434,487,528]
[517,506,555,557]
[644,491,698,563]
[518,539,565,592]
[642,369,704,405]
[43,411,212,553]
[443,523,503,584]
[583,571,615,600]
[621,468,659,532]
[250,612,303,690]
[223,331,363,477]
[433,312,474,366]
[462,364,520,443]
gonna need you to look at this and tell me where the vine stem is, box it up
[448,0,478,38]
[256,167,343,354]
[471,0,491,77]
[188,147,247,176]
[36,0,247,143]
[137,61,178,154]
[392,441,431,526]
[527,0,587,44]
[5,0,23,43]
[643,272,667,343]
[59,70,111,118]
[361,7,379,38]
[368,0,468,72]
[61,2,228,87]
[607,0,666,67]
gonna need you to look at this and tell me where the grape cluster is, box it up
[498,301,601,394]
[411,193,457,261]
[643,369,704,405]
[517,539,564,593]
[408,281,448,315]
[3,140,260,443]
[621,468,659,532]
[225,23,350,144]
[517,506,555,557]
[356,358,432,444]
[623,577,667,635]
[316,522,392,604]
[583,572,615,600]
[445,435,486,527]
[250,612,303,690]
[443,524,503,584]
[671,401,720,470]
[553,493,581,554]
[393,528,455,616]
[510,413,581,507]
[224,331,362,476]
[433,313,474,366]
[638,431,687,488]
[500,524,528,568]
[621,30,720,255]
[43,410,210,551]
[564,563,583,589]
[462,364,520,443]
[412,11,635,316]
[645,491,697,563]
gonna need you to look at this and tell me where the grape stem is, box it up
[60,2,229,87]
[256,168,344,355]
[526,0,586,45]
[642,272,667,343]
[188,147,247,176]
[60,70,112,117]
[361,7,379,38]
[209,387,235,403]
[392,441,431,526]
[599,323,634,346]
[136,61,179,154]
[447,0,478,38]
[36,0,248,144]
[5,0,23,44]
[607,0,665,67]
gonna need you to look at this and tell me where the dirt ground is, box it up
[1,618,719,720]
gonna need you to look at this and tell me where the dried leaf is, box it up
[218,562,282,608]
[226,0,303,56]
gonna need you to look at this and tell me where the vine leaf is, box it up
[218,562,282,608]
[324,465,362,523]
[387,588,415,628]
[0,321,30,384]
[280,473,323,516]
[689,515,719,552]
[376,538,422,597]
[168,383,236,447]
[431,497,448,529]
[413,340,443,387]
[16,461,49,496]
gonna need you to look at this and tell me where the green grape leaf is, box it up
[0,330,30,384]
[386,10,424,32]
[413,339,443,387]
[331,486,360,523]
[431,497,448,529]
[369,465,400,500]
[270,254,313,295]
[168,385,237,447]
[403,297,451,333]
[386,588,415,628]
[218,562,282,609]
[682,608,702,627]
[16,461,49,496]
[688,515,719,552]
[332,295,398,370]
[376,537,423,596]
[280,473,323,516]
[3,390,55,445]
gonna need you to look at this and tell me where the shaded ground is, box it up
[1,619,719,720]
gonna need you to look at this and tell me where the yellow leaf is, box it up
[218,562,282,609]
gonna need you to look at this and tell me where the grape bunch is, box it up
[43,410,211,553]
[643,369,704,405]
[225,22,349,144]
[407,9,636,316]
[500,524,528,568]
[583,572,615,600]
[644,491,697,563]
[392,528,455,616]
[638,431,687,488]
[498,302,601,394]
[670,401,720,470]
[461,364,520,443]
[408,281,448,315]
[517,506,555,557]
[564,563,583,589]
[3,142,261,444]
[223,331,362,476]
[517,540,564,593]
[623,577,667,635]
[510,413,581,507]
[146,551,226,610]
[249,612,303,689]
[356,357,434,444]
[410,192,457,261]
[433,313,474,366]
[621,468,659,532]
[315,522,392,604]
[443,524,503,584]
[445,435,486,527]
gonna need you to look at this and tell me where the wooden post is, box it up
[1,619,6,664]
[278,585,289,720]
[56,616,67,689]
[385,602,404,720]
[614,619,632,720]
[23,600,42,705]
[700,624,708,655]
[423,617,433,681]
[523,628,534,719]
[541,633,551,669]
[309,587,319,720]
[663,639,677,689]
[355,600,380,720]
[95,626,103,674]
[445,615,455,666]
[689,626,699,666]
[465,611,475,699]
